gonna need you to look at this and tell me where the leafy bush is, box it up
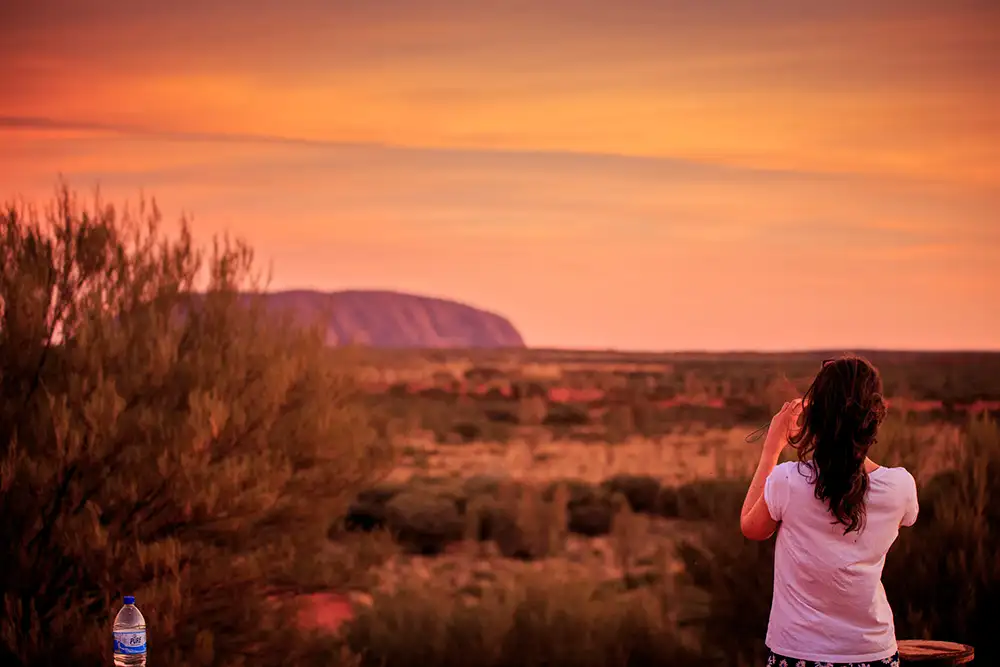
[655,485,681,518]
[0,187,392,667]
[507,484,568,559]
[385,492,464,555]
[452,421,483,442]
[543,403,590,427]
[344,482,407,532]
[600,474,661,514]
[466,496,517,543]
[674,479,747,520]
[540,479,614,536]
[542,478,599,506]
[473,496,547,559]
[567,499,615,537]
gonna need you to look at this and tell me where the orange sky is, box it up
[2,0,998,350]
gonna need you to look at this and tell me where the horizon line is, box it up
[371,345,1000,355]
[527,346,1000,354]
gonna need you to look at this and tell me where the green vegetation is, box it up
[2,186,996,666]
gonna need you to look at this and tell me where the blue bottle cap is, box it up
[123,595,135,605]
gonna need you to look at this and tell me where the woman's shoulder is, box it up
[776,459,814,479]
[870,464,917,490]
[770,460,820,493]
[871,464,915,482]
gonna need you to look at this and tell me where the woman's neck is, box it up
[863,457,881,473]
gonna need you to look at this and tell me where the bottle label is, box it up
[113,630,147,655]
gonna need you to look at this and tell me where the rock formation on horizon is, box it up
[258,289,525,349]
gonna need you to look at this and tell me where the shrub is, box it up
[677,525,775,664]
[567,500,615,537]
[539,479,614,536]
[344,482,407,532]
[655,485,681,518]
[340,575,699,667]
[384,492,464,555]
[543,403,590,427]
[452,421,483,442]
[466,496,517,543]
[343,503,386,533]
[672,473,773,664]
[472,496,541,559]
[429,482,470,514]
[674,479,747,520]
[600,474,661,514]
[882,415,1000,663]
[484,407,519,424]
[400,475,469,514]
[0,187,392,667]
[463,483,567,560]
[542,478,599,506]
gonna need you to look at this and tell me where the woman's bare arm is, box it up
[741,448,780,540]
[740,399,800,540]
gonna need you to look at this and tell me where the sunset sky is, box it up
[2,0,998,350]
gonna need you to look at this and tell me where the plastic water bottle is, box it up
[113,595,147,666]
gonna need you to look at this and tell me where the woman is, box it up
[740,355,918,667]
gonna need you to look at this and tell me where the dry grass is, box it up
[386,426,759,485]
[391,417,966,488]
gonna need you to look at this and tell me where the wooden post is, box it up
[898,640,974,666]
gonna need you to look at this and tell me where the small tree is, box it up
[0,185,392,666]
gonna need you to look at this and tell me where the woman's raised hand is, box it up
[763,398,803,457]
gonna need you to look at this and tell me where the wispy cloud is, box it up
[3,1,998,185]
[6,114,992,194]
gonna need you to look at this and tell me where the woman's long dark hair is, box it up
[788,355,887,534]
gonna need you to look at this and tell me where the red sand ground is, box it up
[547,387,605,402]
[296,593,355,633]
[267,592,355,634]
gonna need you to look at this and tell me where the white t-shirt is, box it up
[763,461,919,664]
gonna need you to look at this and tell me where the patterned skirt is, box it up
[767,649,901,667]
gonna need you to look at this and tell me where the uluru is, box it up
[257,289,525,349]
